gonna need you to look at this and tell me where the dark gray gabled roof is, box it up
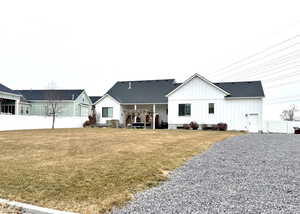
[89,96,102,104]
[106,78,264,103]
[0,83,19,95]
[14,90,84,101]
[107,79,179,104]
[214,81,265,98]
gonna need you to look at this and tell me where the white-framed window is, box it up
[102,107,113,118]
[209,103,214,114]
[178,104,191,116]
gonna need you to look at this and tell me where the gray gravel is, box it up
[111,134,300,214]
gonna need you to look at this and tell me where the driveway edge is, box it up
[0,198,79,214]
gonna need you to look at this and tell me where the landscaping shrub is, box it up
[189,121,199,130]
[183,124,191,130]
[201,123,227,131]
[212,124,218,130]
[217,123,228,131]
[201,124,209,130]
[160,122,168,129]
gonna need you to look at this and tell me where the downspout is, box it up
[72,94,76,117]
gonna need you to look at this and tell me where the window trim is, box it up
[208,103,214,114]
[102,107,113,118]
[178,103,191,116]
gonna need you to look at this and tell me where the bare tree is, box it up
[83,105,97,127]
[281,104,298,121]
[45,82,63,129]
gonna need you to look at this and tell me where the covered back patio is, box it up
[121,104,168,129]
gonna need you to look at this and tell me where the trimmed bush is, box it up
[189,121,199,130]
[201,123,227,131]
[217,123,228,131]
[183,124,191,130]
[212,124,218,131]
[160,122,168,129]
[201,124,209,130]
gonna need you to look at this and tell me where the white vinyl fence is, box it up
[264,120,300,134]
[0,115,88,131]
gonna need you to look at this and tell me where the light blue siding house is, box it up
[15,89,92,117]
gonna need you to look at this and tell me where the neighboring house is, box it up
[0,83,30,115]
[15,89,92,117]
[95,73,265,132]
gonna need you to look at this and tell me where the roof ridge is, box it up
[15,89,84,91]
[117,79,175,83]
[214,80,261,84]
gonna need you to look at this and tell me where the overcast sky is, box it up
[1,0,300,119]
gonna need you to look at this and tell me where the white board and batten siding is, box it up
[167,77,263,132]
[95,95,121,124]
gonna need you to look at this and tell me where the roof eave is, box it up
[94,94,121,105]
[76,90,93,105]
[120,102,168,105]
[0,91,22,97]
[225,96,265,99]
[25,100,76,102]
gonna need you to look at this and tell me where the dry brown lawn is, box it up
[0,128,241,214]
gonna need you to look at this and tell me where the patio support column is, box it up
[153,104,156,130]
[15,100,19,115]
[73,101,76,116]
[134,105,137,123]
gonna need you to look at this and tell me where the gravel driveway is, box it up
[112,134,300,214]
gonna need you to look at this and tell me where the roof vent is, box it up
[128,82,132,89]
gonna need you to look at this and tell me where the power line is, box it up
[210,34,300,76]
[263,70,300,84]
[247,65,300,82]
[266,94,300,101]
[228,60,300,82]
[212,43,300,79]
[222,52,300,80]
[264,78,300,88]
[266,99,300,104]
